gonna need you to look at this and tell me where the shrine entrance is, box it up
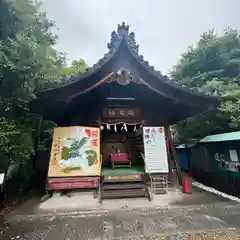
[97,108,150,201]
[100,125,145,177]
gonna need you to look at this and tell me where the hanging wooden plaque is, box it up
[103,108,140,119]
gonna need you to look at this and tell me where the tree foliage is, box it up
[0,0,87,163]
[171,29,240,141]
[59,59,88,79]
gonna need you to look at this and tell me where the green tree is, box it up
[170,29,240,141]
[0,0,89,194]
[59,59,88,79]
[0,0,64,158]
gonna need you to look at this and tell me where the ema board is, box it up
[48,126,101,178]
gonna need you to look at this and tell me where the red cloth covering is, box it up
[110,153,129,161]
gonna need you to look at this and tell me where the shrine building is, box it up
[30,22,218,201]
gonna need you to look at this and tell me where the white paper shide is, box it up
[0,173,5,185]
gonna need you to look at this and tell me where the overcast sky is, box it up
[42,0,239,74]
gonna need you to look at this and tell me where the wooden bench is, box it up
[110,153,131,168]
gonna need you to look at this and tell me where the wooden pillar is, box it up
[164,125,173,182]
[165,125,183,185]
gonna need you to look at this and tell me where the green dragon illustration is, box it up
[85,149,97,166]
[67,137,88,150]
[60,136,98,172]
[61,137,88,161]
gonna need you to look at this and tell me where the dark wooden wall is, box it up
[69,105,168,127]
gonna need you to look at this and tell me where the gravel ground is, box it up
[1,202,240,239]
[0,185,240,239]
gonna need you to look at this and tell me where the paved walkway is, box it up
[6,186,231,215]
[1,201,240,239]
[1,186,240,239]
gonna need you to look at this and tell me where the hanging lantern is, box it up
[106,124,110,130]
[100,125,104,131]
[114,124,117,132]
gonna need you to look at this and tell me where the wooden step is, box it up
[112,165,131,168]
[103,174,144,183]
[103,178,144,183]
[102,189,147,198]
[102,183,146,190]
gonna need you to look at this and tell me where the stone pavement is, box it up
[8,186,231,215]
[1,185,240,239]
[1,201,240,239]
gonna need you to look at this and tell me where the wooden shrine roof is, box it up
[30,22,219,123]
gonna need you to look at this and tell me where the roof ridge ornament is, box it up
[107,22,139,54]
[107,22,167,80]
[117,22,129,36]
[107,68,142,85]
